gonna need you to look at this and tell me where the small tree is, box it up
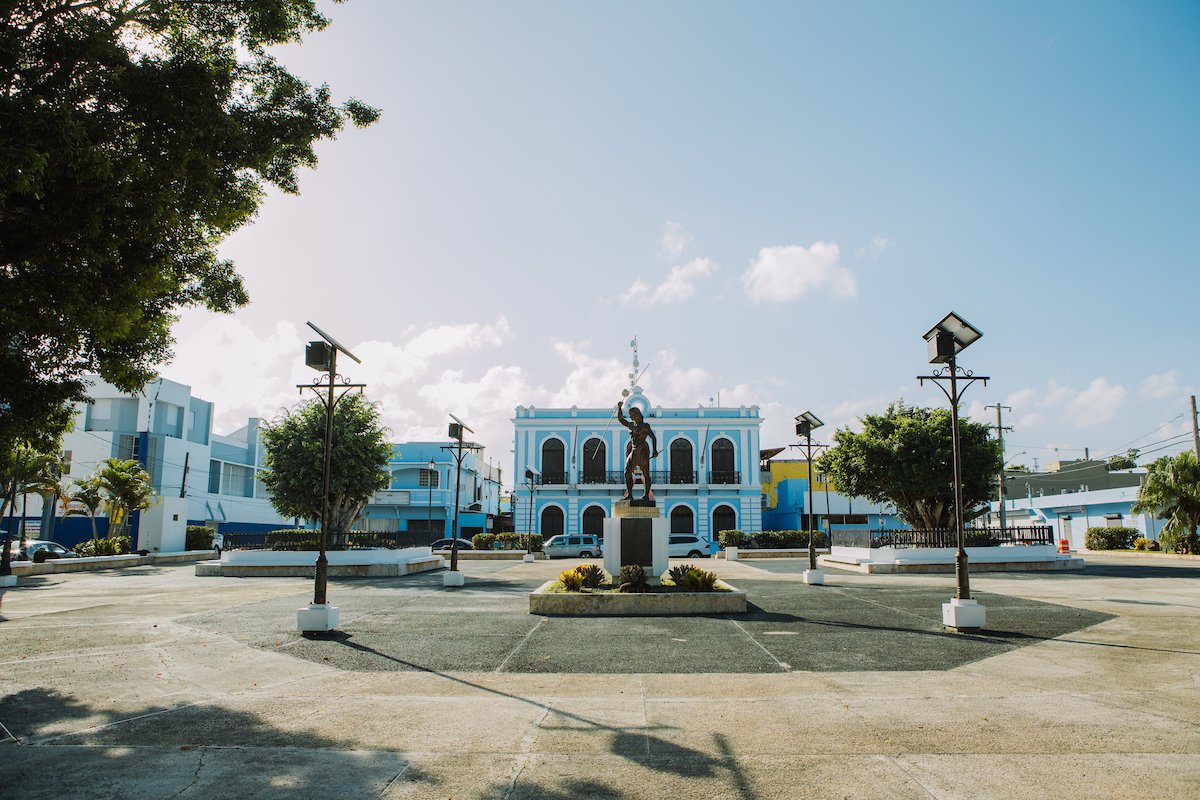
[1132,451,1200,554]
[815,402,1001,530]
[1107,448,1140,471]
[260,394,390,538]
[94,458,157,539]
[64,476,104,542]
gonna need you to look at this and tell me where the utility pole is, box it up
[986,404,1012,532]
[1191,395,1199,460]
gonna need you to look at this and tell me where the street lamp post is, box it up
[296,322,364,634]
[441,413,477,587]
[918,312,990,632]
[524,467,539,562]
[795,411,826,585]
[427,458,435,547]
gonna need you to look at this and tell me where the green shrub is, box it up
[618,564,648,593]
[718,529,749,548]
[506,532,544,552]
[1161,531,1200,554]
[186,525,215,550]
[667,564,718,591]
[73,535,132,557]
[1133,537,1161,552]
[472,533,496,550]
[752,530,827,549]
[1084,526,1139,550]
[574,563,605,589]
[32,549,61,563]
[265,529,322,551]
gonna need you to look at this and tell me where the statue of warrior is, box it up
[617,401,659,501]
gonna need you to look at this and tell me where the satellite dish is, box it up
[621,389,630,397]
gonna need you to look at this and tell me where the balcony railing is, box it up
[708,470,741,485]
[831,526,1055,549]
[533,471,567,485]
[574,470,698,486]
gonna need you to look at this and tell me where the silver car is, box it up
[543,535,602,558]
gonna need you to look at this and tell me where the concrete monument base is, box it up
[297,603,339,632]
[604,499,668,580]
[942,597,986,631]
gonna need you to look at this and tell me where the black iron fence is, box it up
[222,530,435,552]
[832,526,1055,550]
[708,470,741,485]
[577,470,697,486]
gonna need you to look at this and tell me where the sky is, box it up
[159,1,1200,486]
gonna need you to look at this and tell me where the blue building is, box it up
[760,456,902,533]
[512,384,763,544]
[361,441,503,540]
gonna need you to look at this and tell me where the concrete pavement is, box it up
[1,554,1198,799]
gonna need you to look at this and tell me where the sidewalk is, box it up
[1,555,1197,799]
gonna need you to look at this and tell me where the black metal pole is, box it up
[1,453,21,576]
[314,348,336,606]
[450,428,463,572]
[806,436,817,570]
[427,466,433,547]
[949,353,970,601]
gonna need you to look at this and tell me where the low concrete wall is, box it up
[731,548,831,560]
[222,547,432,567]
[9,550,215,576]
[436,550,539,560]
[819,554,1085,574]
[196,555,444,578]
[529,579,747,616]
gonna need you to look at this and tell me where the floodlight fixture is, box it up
[795,411,824,438]
[923,311,982,364]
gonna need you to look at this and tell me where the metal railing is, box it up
[708,470,741,485]
[831,526,1055,549]
[534,472,568,485]
[222,530,434,552]
[576,470,694,486]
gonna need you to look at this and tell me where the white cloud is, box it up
[1067,378,1127,428]
[854,235,894,259]
[659,221,693,259]
[1140,370,1179,400]
[741,242,857,303]
[620,257,717,306]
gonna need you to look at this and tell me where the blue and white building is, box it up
[361,442,503,539]
[512,384,763,544]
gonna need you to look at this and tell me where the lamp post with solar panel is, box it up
[795,411,827,586]
[918,312,990,632]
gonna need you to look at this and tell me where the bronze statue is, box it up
[617,401,659,501]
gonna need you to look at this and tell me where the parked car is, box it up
[668,535,712,559]
[14,539,80,562]
[430,538,474,551]
[543,535,603,558]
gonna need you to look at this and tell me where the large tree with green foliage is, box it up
[0,1,378,453]
[260,394,390,535]
[1132,451,1200,554]
[815,402,1002,530]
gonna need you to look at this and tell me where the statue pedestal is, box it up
[604,500,668,580]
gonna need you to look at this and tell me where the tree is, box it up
[1107,448,1140,471]
[0,1,379,453]
[814,402,1001,530]
[0,443,59,534]
[63,475,104,542]
[94,457,156,538]
[1132,451,1200,554]
[260,394,390,536]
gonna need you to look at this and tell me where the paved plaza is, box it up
[1,555,1198,799]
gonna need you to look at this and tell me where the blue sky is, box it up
[163,1,1200,480]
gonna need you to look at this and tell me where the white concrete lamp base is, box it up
[0,574,17,587]
[522,553,536,563]
[297,603,339,633]
[443,570,465,587]
[725,547,739,561]
[942,597,986,631]
[803,569,825,585]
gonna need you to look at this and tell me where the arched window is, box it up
[712,504,737,537]
[670,505,694,535]
[541,506,564,537]
[582,505,606,536]
[582,438,606,484]
[710,439,737,484]
[541,438,565,484]
[669,439,694,484]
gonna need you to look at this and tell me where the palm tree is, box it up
[64,477,105,542]
[1132,451,1200,554]
[94,458,157,540]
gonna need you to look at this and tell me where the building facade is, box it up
[512,385,763,543]
[361,441,503,540]
[760,458,901,532]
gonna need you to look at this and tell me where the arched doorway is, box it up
[582,505,606,537]
[541,438,565,484]
[582,438,606,484]
[712,504,737,537]
[541,506,564,538]
[710,439,736,484]
[670,505,694,535]
[670,439,694,483]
